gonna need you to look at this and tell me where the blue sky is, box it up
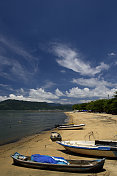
[0,0,117,104]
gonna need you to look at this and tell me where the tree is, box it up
[113,91,117,99]
[103,99,113,114]
[110,99,117,114]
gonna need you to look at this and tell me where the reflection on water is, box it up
[0,110,67,145]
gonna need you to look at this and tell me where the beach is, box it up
[0,112,117,176]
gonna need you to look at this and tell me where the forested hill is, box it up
[0,99,72,111]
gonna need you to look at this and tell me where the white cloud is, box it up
[95,62,109,73]
[51,43,109,76]
[0,96,8,102]
[72,78,116,88]
[66,86,117,99]
[66,87,89,98]
[9,94,23,99]
[29,88,59,102]
[0,88,59,103]
[0,85,117,104]
[55,88,64,96]
[72,77,117,100]
[108,52,116,56]
[0,94,31,102]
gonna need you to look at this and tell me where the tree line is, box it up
[72,91,117,115]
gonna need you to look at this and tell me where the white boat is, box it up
[57,140,117,158]
[57,124,85,130]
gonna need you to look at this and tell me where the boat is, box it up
[11,152,105,173]
[57,124,85,130]
[50,132,62,141]
[95,140,117,146]
[57,140,117,158]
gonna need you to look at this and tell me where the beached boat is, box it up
[95,140,117,146]
[57,140,117,158]
[57,124,85,130]
[50,132,62,141]
[11,152,105,173]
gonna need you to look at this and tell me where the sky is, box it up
[0,0,117,104]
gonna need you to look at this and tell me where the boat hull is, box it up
[11,155,105,173]
[64,146,117,158]
[57,124,85,130]
[57,141,117,158]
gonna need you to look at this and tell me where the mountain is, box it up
[0,99,72,111]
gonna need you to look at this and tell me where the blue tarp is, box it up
[31,154,69,165]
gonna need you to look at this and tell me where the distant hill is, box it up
[0,99,72,111]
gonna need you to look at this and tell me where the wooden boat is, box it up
[57,124,85,130]
[11,153,105,173]
[57,140,117,158]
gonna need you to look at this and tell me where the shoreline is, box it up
[0,112,69,155]
[0,111,68,147]
[0,127,56,147]
[1,112,117,176]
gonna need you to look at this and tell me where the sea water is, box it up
[0,110,68,145]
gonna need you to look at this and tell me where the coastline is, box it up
[0,110,67,146]
[0,112,117,176]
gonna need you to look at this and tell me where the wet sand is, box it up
[0,112,117,176]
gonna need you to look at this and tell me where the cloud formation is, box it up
[66,86,117,99]
[29,88,59,102]
[55,88,64,96]
[0,85,117,104]
[0,36,39,82]
[52,43,109,76]
[72,78,116,88]
[0,40,116,104]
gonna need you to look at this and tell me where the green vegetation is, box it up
[72,91,117,115]
[0,99,72,111]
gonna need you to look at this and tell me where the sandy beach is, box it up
[0,112,117,176]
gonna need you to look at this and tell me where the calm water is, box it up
[0,110,68,146]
